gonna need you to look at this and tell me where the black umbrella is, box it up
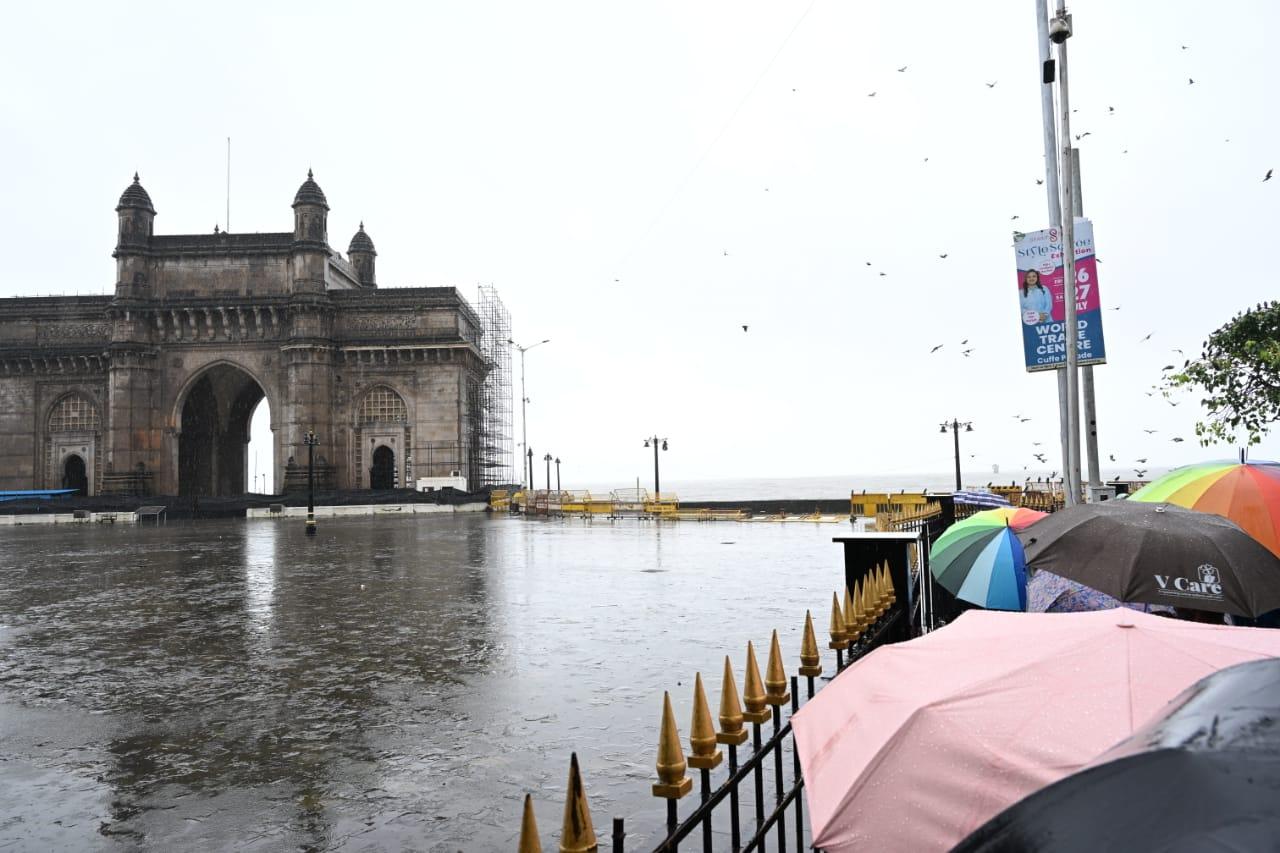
[952,657,1280,852]
[1017,501,1280,617]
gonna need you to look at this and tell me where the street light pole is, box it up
[1052,4,1082,506]
[543,453,552,492]
[527,447,534,490]
[509,338,550,489]
[303,429,318,536]
[939,420,973,491]
[643,435,668,498]
[554,457,561,492]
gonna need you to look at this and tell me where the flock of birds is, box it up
[634,39,1271,480]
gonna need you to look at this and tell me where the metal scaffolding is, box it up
[476,285,515,487]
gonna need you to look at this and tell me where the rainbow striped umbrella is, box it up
[930,508,1047,611]
[1129,460,1280,557]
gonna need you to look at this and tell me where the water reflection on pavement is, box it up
[0,514,847,850]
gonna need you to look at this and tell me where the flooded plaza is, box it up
[0,513,848,851]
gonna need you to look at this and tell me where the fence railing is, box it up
[516,564,906,852]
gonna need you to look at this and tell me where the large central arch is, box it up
[177,364,268,496]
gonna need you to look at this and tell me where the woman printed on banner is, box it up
[1019,269,1053,324]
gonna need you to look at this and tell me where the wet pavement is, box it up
[0,514,848,850]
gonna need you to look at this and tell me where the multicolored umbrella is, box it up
[1128,459,1280,556]
[930,507,1047,611]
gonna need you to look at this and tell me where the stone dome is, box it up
[116,173,155,213]
[292,169,329,209]
[348,222,376,255]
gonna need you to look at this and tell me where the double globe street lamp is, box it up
[303,429,319,535]
[940,419,973,492]
[643,436,668,499]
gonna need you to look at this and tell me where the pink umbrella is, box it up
[792,608,1280,853]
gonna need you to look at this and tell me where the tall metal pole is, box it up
[1072,148,1103,493]
[304,430,317,536]
[519,348,528,488]
[544,453,552,491]
[1053,4,1082,507]
[527,447,534,490]
[653,438,660,499]
[555,457,561,492]
[952,422,962,491]
[1035,0,1072,504]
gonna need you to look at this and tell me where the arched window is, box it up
[358,386,407,424]
[48,394,100,432]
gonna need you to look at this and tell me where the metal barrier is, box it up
[516,565,904,852]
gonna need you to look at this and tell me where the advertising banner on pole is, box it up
[1013,219,1107,372]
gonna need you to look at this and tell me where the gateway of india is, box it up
[0,172,514,497]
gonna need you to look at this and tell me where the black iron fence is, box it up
[517,565,907,852]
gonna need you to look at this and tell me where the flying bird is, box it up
[960,339,968,345]
[1143,429,1158,434]
[1110,305,1121,311]
[962,349,973,357]
[1265,169,1274,182]
[1173,348,1184,356]
[1136,458,1148,464]
[1172,437,1185,443]
[930,344,944,353]
[742,325,748,332]
[1032,441,1043,446]
[1188,77,1195,85]
[1036,178,1044,185]
[986,81,997,88]
[865,261,872,266]
[1140,333,1153,342]
[867,91,877,97]
[1161,364,1176,371]
[723,249,729,256]
[939,253,948,259]
[1135,469,1148,478]
[897,65,908,72]
[879,272,887,277]
[1181,45,1190,50]
[1108,106,1115,114]
[1109,454,1116,462]
[1020,417,1032,423]
[1011,215,1020,220]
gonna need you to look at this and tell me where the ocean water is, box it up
[582,469,1171,502]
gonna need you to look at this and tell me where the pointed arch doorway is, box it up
[177,364,269,496]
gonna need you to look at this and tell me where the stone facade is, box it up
[0,173,488,496]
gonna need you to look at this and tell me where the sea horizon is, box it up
[577,468,1175,502]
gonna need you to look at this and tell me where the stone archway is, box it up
[177,364,268,496]
[370,445,396,489]
[62,454,88,496]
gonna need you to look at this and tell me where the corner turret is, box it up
[348,222,377,288]
[291,169,329,246]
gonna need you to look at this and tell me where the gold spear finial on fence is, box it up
[741,641,771,724]
[853,580,868,636]
[877,564,890,613]
[764,629,791,706]
[843,584,856,635]
[828,592,849,650]
[560,753,598,853]
[885,562,897,606]
[717,655,749,745]
[687,673,724,770]
[652,691,693,799]
[869,570,883,619]
[799,610,822,677]
[519,794,543,853]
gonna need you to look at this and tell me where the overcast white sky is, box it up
[2,1,1277,487]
